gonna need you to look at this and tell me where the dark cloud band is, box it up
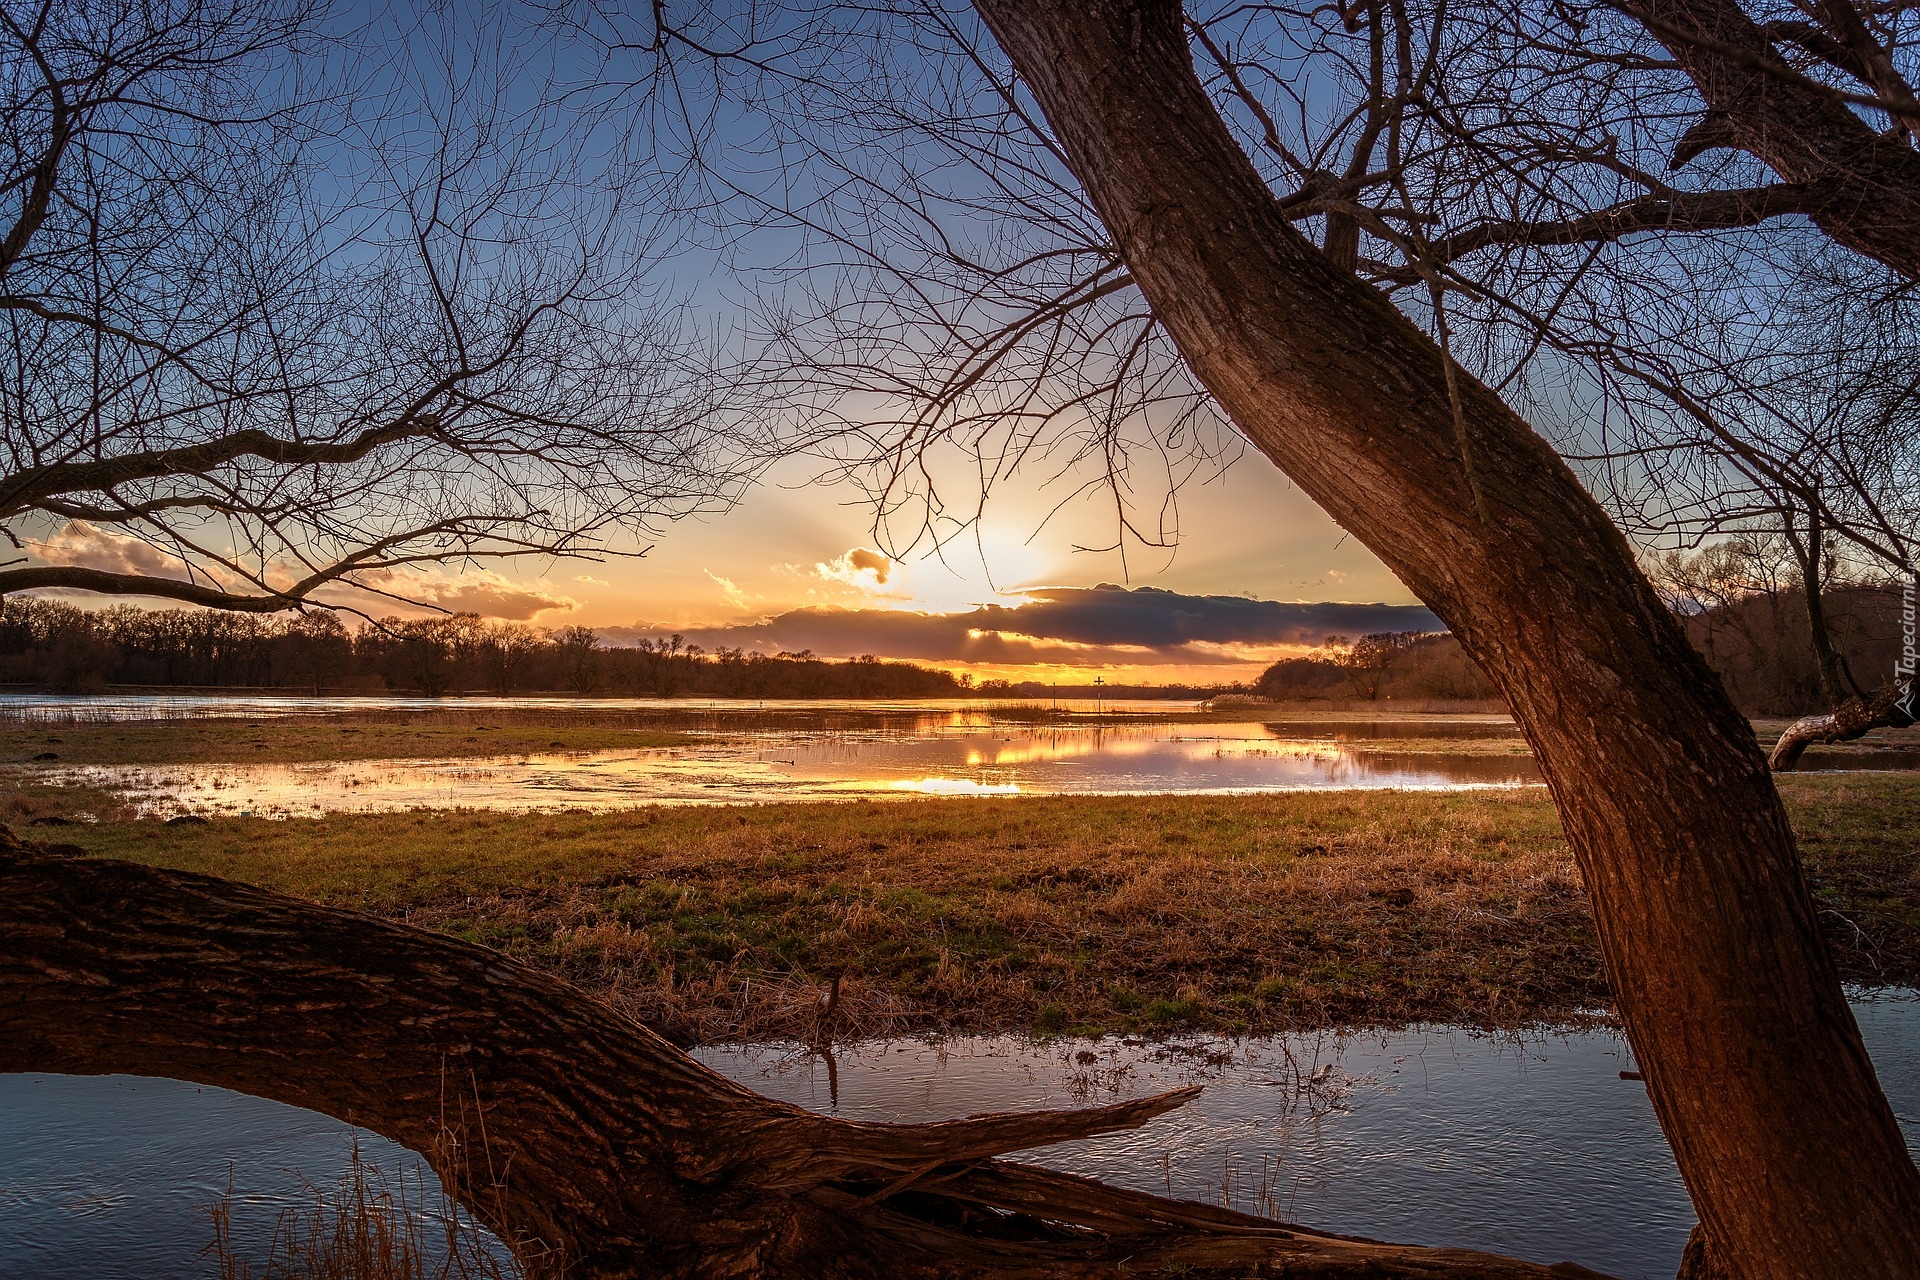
[602,584,1441,665]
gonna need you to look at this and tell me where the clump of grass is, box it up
[204,1145,519,1280]
[0,778,138,825]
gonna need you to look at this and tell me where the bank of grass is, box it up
[26,776,1913,1044]
[0,717,691,766]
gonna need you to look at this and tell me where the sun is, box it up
[892,525,1055,613]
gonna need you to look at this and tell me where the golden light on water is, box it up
[887,777,1024,796]
[32,712,1535,818]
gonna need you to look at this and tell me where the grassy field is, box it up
[19,774,1917,1046]
[0,717,692,766]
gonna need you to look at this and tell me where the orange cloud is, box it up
[334,566,578,621]
[29,522,578,621]
[817,547,893,589]
[33,521,188,580]
[600,586,1441,670]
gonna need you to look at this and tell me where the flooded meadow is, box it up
[3,695,1543,816]
[38,719,1541,816]
[6,695,1918,1279]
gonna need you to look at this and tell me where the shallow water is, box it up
[0,1074,509,1277]
[41,719,1542,815]
[4,995,1915,1279]
[700,997,1920,1278]
[1260,717,1525,739]
[11,693,1906,814]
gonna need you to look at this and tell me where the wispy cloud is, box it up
[705,568,749,609]
[34,521,189,580]
[28,523,577,621]
[325,566,579,621]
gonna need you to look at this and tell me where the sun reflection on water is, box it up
[20,711,1540,817]
[888,778,1024,796]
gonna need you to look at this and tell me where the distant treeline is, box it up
[1250,631,1497,704]
[0,601,969,699]
[1669,584,1905,716]
[7,575,1900,712]
[1241,580,1910,716]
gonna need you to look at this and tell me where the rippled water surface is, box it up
[24,706,1542,814]
[5,995,1916,1279]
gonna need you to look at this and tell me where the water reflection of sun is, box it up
[958,731,1346,769]
[889,778,1022,796]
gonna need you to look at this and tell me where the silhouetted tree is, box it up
[605,0,1920,1270]
[0,0,743,618]
[552,626,604,695]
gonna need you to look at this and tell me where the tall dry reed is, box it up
[204,1144,519,1280]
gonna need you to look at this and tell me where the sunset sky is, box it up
[493,452,1435,686]
[35,439,1441,688]
[14,0,1452,690]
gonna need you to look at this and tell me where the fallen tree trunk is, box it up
[0,838,1611,1280]
[965,2,1920,1275]
[1770,681,1916,771]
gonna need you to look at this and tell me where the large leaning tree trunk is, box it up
[0,837,1609,1280]
[966,1,1920,1276]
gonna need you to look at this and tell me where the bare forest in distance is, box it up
[1255,586,1910,715]
[0,601,966,700]
[9,567,1904,716]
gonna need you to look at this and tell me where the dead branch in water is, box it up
[1770,682,1915,771]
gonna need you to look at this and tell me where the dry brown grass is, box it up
[205,1144,518,1280]
[54,790,1605,1041]
[26,776,1918,1044]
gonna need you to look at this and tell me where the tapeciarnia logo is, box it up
[1897,579,1918,727]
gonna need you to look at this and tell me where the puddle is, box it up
[5,993,1915,1279]
[35,721,1542,816]
[701,996,1920,1278]
[0,1075,511,1278]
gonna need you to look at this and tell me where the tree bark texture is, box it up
[0,840,1615,1280]
[967,2,1920,1276]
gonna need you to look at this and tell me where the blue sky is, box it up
[22,0,1426,684]
[327,1,1425,678]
